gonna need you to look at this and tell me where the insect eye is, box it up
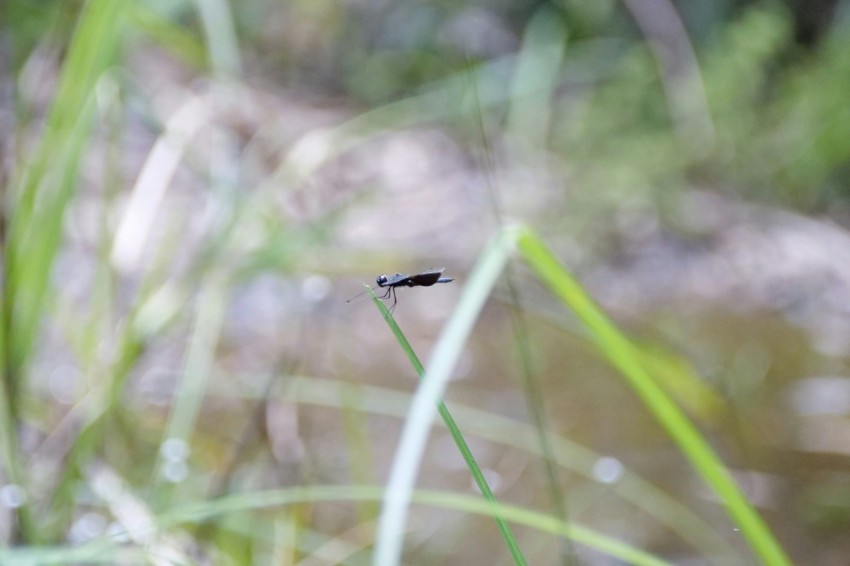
[376,275,386,285]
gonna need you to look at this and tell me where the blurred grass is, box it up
[0,484,672,566]
[3,0,125,542]
[3,0,849,563]
[275,375,743,562]
[515,228,790,566]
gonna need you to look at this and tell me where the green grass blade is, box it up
[192,0,241,77]
[155,273,229,488]
[515,228,790,566]
[0,486,670,566]
[2,0,126,543]
[6,0,124,380]
[373,227,525,566]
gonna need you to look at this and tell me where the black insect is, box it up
[348,268,455,313]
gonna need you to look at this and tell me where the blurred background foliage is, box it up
[3,0,850,564]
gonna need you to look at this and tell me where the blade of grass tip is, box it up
[367,286,525,564]
[515,228,790,566]
[373,227,525,566]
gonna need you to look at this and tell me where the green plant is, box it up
[370,226,789,565]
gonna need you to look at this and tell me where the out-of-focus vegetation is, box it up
[3,0,850,564]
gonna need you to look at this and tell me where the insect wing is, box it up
[407,268,446,287]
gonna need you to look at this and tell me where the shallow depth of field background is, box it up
[3,0,850,564]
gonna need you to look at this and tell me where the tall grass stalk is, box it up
[373,227,521,565]
[514,227,790,566]
[466,13,573,561]
[2,0,125,542]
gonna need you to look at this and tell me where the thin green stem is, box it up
[370,289,527,565]
[515,227,791,566]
